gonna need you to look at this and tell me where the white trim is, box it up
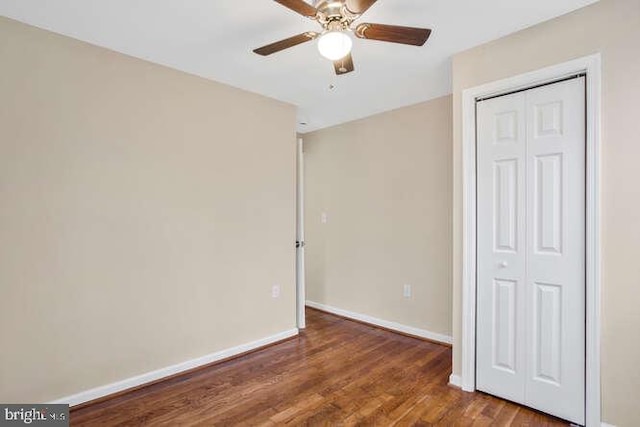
[296,137,306,329]
[306,300,452,345]
[460,54,602,426]
[449,374,462,388]
[49,328,299,407]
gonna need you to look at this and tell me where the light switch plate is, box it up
[272,284,281,298]
[403,284,412,298]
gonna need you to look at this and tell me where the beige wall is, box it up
[451,0,640,425]
[0,17,297,403]
[303,95,452,337]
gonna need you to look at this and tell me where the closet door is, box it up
[476,91,527,403]
[524,77,585,425]
[476,77,585,425]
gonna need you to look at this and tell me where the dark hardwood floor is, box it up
[72,308,568,426]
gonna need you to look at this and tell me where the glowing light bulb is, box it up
[317,30,352,61]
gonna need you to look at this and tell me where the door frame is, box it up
[460,54,601,426]
[296,137,306,329]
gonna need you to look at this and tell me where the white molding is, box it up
[306,300,452,345]
[296,137,306,329]
[460,54,602,426]
[449,374,462,388]
[585,54,603,427]
[49,328,299,407]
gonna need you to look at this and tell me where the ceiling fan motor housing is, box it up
[312,0,343,15]
[313,0,357,27]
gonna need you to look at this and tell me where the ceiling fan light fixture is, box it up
[317,30,352,61]
[253,0,432,76]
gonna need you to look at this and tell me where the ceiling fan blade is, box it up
[274,0,319,18]
[334,53,355,75]
[345,0,378,15]
[355,23,432,46]
[253,32,319,56]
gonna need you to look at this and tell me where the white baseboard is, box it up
[306,300,452,345]
[449,374,462,388]
[601,423,617,427]
[49,328,299,407]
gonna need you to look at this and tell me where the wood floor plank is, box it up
[71,308,570,426]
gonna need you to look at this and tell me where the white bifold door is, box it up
[476,77,585,425]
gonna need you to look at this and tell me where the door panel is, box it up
[525,77,585,425]
[533,281,562,385]
[477,92,527,403]
[477,77,585,425]
[493,278,518,373]
[534,153,563,254]
[494,159,519,253]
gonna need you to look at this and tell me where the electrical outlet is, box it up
[403,284,412,298]
[321,212,328,224]
[272,284,281,299]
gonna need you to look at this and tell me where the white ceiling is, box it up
[1,0,597,132]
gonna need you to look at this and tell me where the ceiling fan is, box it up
[253,0,432,75]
